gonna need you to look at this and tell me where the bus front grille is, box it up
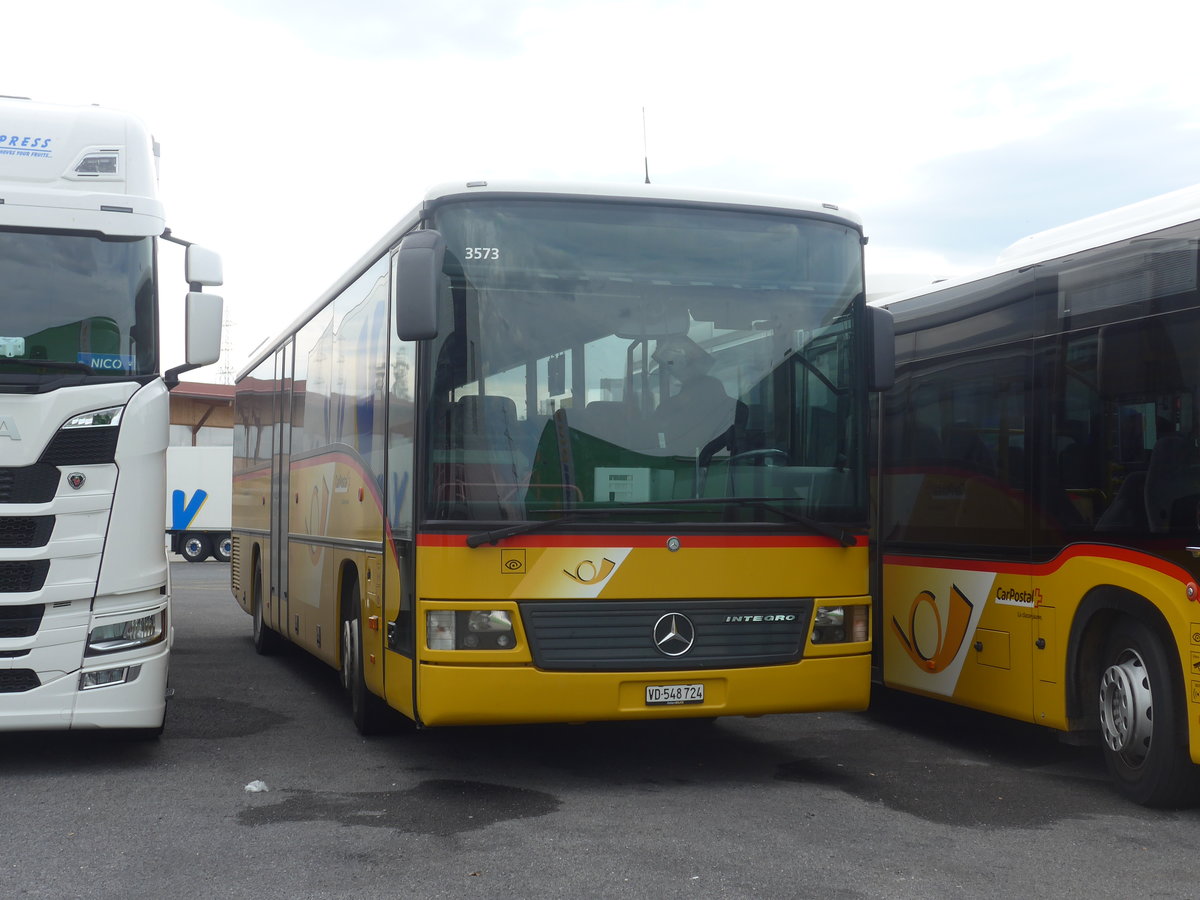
[520,598,813,672]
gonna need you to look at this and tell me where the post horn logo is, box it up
[563,558,616,585]
[891,584,974,673]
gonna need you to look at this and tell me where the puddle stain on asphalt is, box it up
[164,696,289,740]
[238,779,561,835]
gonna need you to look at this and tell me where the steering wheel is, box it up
[727,449,789,466]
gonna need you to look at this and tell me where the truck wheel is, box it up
[214,534,232,563]
[1098,616,1200,806]
[181,534,210,563]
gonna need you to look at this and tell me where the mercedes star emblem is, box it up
[653,612,696,657]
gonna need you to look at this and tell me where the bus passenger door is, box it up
[880,351,1035,721]
[383,311,417,719]
[270,343,293,637]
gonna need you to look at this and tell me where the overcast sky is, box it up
[8,0,1199,376]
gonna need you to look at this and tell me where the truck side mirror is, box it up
[185,292,223,366]
[393,230,445,341]
[186,245,224,288]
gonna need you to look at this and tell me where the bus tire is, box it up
[251,558,282,656]
[214,534,232,563]
[1098,616,1199,807]
[181,533,210,563]
[340,580,391,736]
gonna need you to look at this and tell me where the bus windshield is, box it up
[422,199,867,526]
[0,229,157,378]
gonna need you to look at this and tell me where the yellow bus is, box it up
[232,181,894,732]
[875,183,1200,805]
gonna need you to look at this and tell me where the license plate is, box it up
[645,683,704,705]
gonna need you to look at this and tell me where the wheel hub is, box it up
[341,620,355,692]
[1099,649,1154,764]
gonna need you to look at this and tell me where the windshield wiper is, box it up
[0,358,95,375]
[637,497,856,546]
[465,506,682,548]
[726,498,855,547]
[465,500,855,548]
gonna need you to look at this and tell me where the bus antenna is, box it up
[642,107,651,184]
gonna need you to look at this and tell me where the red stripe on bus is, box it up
[885,543,1194,585]
[418,532,865,549]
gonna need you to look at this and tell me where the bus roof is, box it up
[420,180,862,227]
[874,182,1200,312]
[238,180,862,380]
[0,96,164,236]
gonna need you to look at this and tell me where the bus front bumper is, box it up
[416,652,870,727]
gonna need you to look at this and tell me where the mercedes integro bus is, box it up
[232,180,894,732]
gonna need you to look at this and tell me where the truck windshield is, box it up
[421,199,867,527]
[0,229,156,379]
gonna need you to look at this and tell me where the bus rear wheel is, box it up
[340,580,391,735]
[251,558,282,655]
[1098,617,1199,807]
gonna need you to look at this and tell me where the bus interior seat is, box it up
[1144,434,1200,532]
[444,395,529,518]
[572,400,646,450]
[1095,471,1149,532]
[942,422,995,476]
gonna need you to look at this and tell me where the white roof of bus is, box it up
[875,181,1200,309]
[421,180,862,226]
[238,180,861,380]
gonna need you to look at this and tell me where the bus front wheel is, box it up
[1098,617,1198,807]
[340,580,391,736]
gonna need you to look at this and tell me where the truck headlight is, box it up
[86,611,166,655]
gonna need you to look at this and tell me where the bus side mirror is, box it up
[866,304,895,392]
[394,230,445,341]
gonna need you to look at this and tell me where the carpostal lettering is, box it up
[725,614,797,623]
[993,585,1042,607]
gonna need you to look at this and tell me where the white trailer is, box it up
[166,446,232,562]
[0,96,222,733]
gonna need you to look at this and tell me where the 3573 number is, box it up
[465,247,500,260]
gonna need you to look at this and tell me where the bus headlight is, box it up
[811,605,868,644]
[86,611,166,655]
[426,610,515,650]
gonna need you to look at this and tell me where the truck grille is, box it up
[0,604,45,638]
[0,464,61,504]
[520,598,813,672]
[39,426,119,465]
[0,561,50,594]
[0,516,54,549]
[0,669,40,693]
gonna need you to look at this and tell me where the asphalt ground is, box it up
[2,561,1195,899]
